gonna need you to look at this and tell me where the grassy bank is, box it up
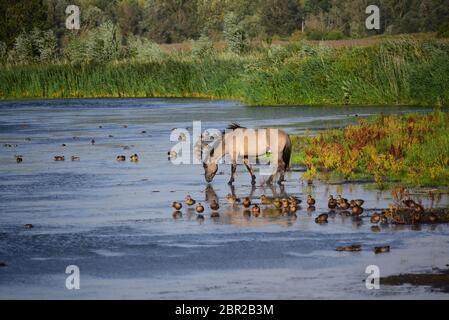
[291,111,449,188]
[1,37,449,106]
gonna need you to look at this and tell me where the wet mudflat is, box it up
[0,98,448,299]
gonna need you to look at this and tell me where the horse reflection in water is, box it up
[203,184,297,227]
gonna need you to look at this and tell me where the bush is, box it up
[325,31,344,40]
[191,34,215,59]
[85,20,121,63]
[128,35,163,62]
[223,12,249,54]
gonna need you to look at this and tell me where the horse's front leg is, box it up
[243,158,256,185]
[228,162,237,185]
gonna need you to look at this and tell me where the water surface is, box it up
[0,99,448,299]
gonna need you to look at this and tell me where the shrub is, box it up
[223,12,249,54]
[128,35,163,62]
[191,34,215,59]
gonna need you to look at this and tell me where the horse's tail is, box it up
[283,134,292,171]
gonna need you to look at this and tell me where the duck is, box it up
[123,125,128,128]
[15,155,23,163]
[412,211,421,224]
[374,246,390,254]
[0,262,6,267]
[288,196,302,205]
[195,203,205,214]
[167,150,177,160]
[336,195,348,206]
[336,244,361,252]
[289,204,298,214]
[61,143,67,147]
[130,154,139,162]
[307,195,316,207]
[172,201,182,210]
[141,130,147,134]
[351,205,363,216]
[185,195,196,206]
[260,195,272,205]
[71,155,80,161]
[210,200,220,211]
[315,213,328,224]
[116,155,126,161]
[281,199,290,210]
[226,194,240,205]
[328,195,338,209]
[242,197,251,208]
[339,199,350,210]
[251,204,261,217]
[23,223,34,229]
[54,155,65,161]
[351,199,364,207]
[273,198,281,209]
[370,213,381,224]
[380,214,389,224]
[108,135,114,138]
[428,212,438,223]
[91,139,95,145]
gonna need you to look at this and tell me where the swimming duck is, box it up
[141,130,147,134]
[172,201,182,210]
[15,155,23,163]
[328,195,338,209]
[108,135,113,138]
[412,212,421,224]
[210,200,220,211]
[339,199,350,210]
[351,205,363,216]
[185,195,196,206]
[251,204,261,217]
[23,224,34,229]
[116,155,126,161]
[289,204,298,214]
[315,213,328,224]
[336,244,361,252]
[273,198,281,209]
[260,195,272,205]
[71,155,80,161]
[242,197,251,208]
[226,194,240,204]
[195,203,205,214]
[288,196,302,205]
[54,156,65,161]
[350,199,364,207]
[374,246,390,254]
[130,154,139,162]
[91,139,95,145]
[167,150,177,160]
[123,125,128,128]
[307,195,316,207]
[370,213,381,224]
[61,143,67,147]
[428,213,438,223]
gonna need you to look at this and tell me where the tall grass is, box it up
[1,38,448,106]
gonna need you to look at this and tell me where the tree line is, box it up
[0,0,448,65]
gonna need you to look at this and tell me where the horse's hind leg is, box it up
[228,163,237,185]
[277,158,286,185]
[243,157,256,185]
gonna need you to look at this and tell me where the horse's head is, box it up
[203,161,218,183]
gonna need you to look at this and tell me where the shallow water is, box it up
[0,98,448,299]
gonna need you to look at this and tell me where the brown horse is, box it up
[201,124,291,185]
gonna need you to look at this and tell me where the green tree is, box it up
[260,0,302,36]
[223,12,248,54]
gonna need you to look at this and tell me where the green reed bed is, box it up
[1,39,448,106]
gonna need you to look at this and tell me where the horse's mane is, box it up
[226,123,246,130]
